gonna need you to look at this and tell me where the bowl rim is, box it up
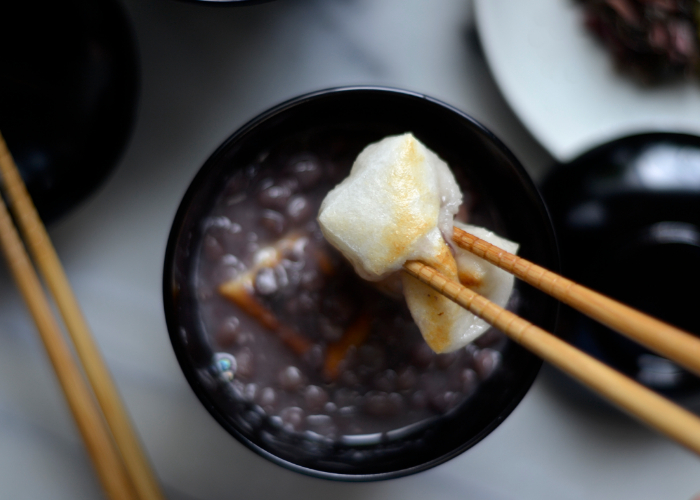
[163,85,559,481]
[174,0,275,6]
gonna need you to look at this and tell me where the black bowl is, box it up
[163,87,559,480]
[0,0,139,225]
[175,0,275,5]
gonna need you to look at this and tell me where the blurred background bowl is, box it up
[163,86,559,480]
[0,0,139,225]
[175,0,275,6]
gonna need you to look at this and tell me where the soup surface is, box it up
[193,129,509,441]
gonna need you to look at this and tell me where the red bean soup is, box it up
[164,88,558,479]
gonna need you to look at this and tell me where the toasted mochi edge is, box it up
[406,223,520,353]
[401,229,463,353]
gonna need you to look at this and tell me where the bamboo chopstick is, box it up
[0,132,164,500]
[452,226,700,378]
[402,260,700,456]
[0,194,136,500]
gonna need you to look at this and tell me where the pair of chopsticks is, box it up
[403,226,700,456]
[0,132,164,500]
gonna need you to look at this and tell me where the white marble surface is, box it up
[0,0,698,499]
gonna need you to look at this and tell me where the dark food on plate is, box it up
[193,130,511,441]
[580,0,700,82]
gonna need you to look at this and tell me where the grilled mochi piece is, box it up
[400,223,519,353]
[318,133,461,281]
[318,133,517,353]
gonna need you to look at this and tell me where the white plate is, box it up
[474,0,700,162]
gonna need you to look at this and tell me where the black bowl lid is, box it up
[540,132,700,403]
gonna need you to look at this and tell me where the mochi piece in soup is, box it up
[318,133,517,353]
[318,133,461,281]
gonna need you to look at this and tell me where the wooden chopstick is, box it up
[452,226,700,378]
[0,192,136,499]
[0,132,164,500]
[402,260,700,456]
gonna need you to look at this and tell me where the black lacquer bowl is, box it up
[541,133,700,409]
[163,87,559,480]
[0,0,139,225]
[176,0,274,5]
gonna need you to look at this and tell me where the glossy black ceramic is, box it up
[176,0,274,6]
[0,0,139,225]
[163,87,559,480]
[541,133,700,407]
